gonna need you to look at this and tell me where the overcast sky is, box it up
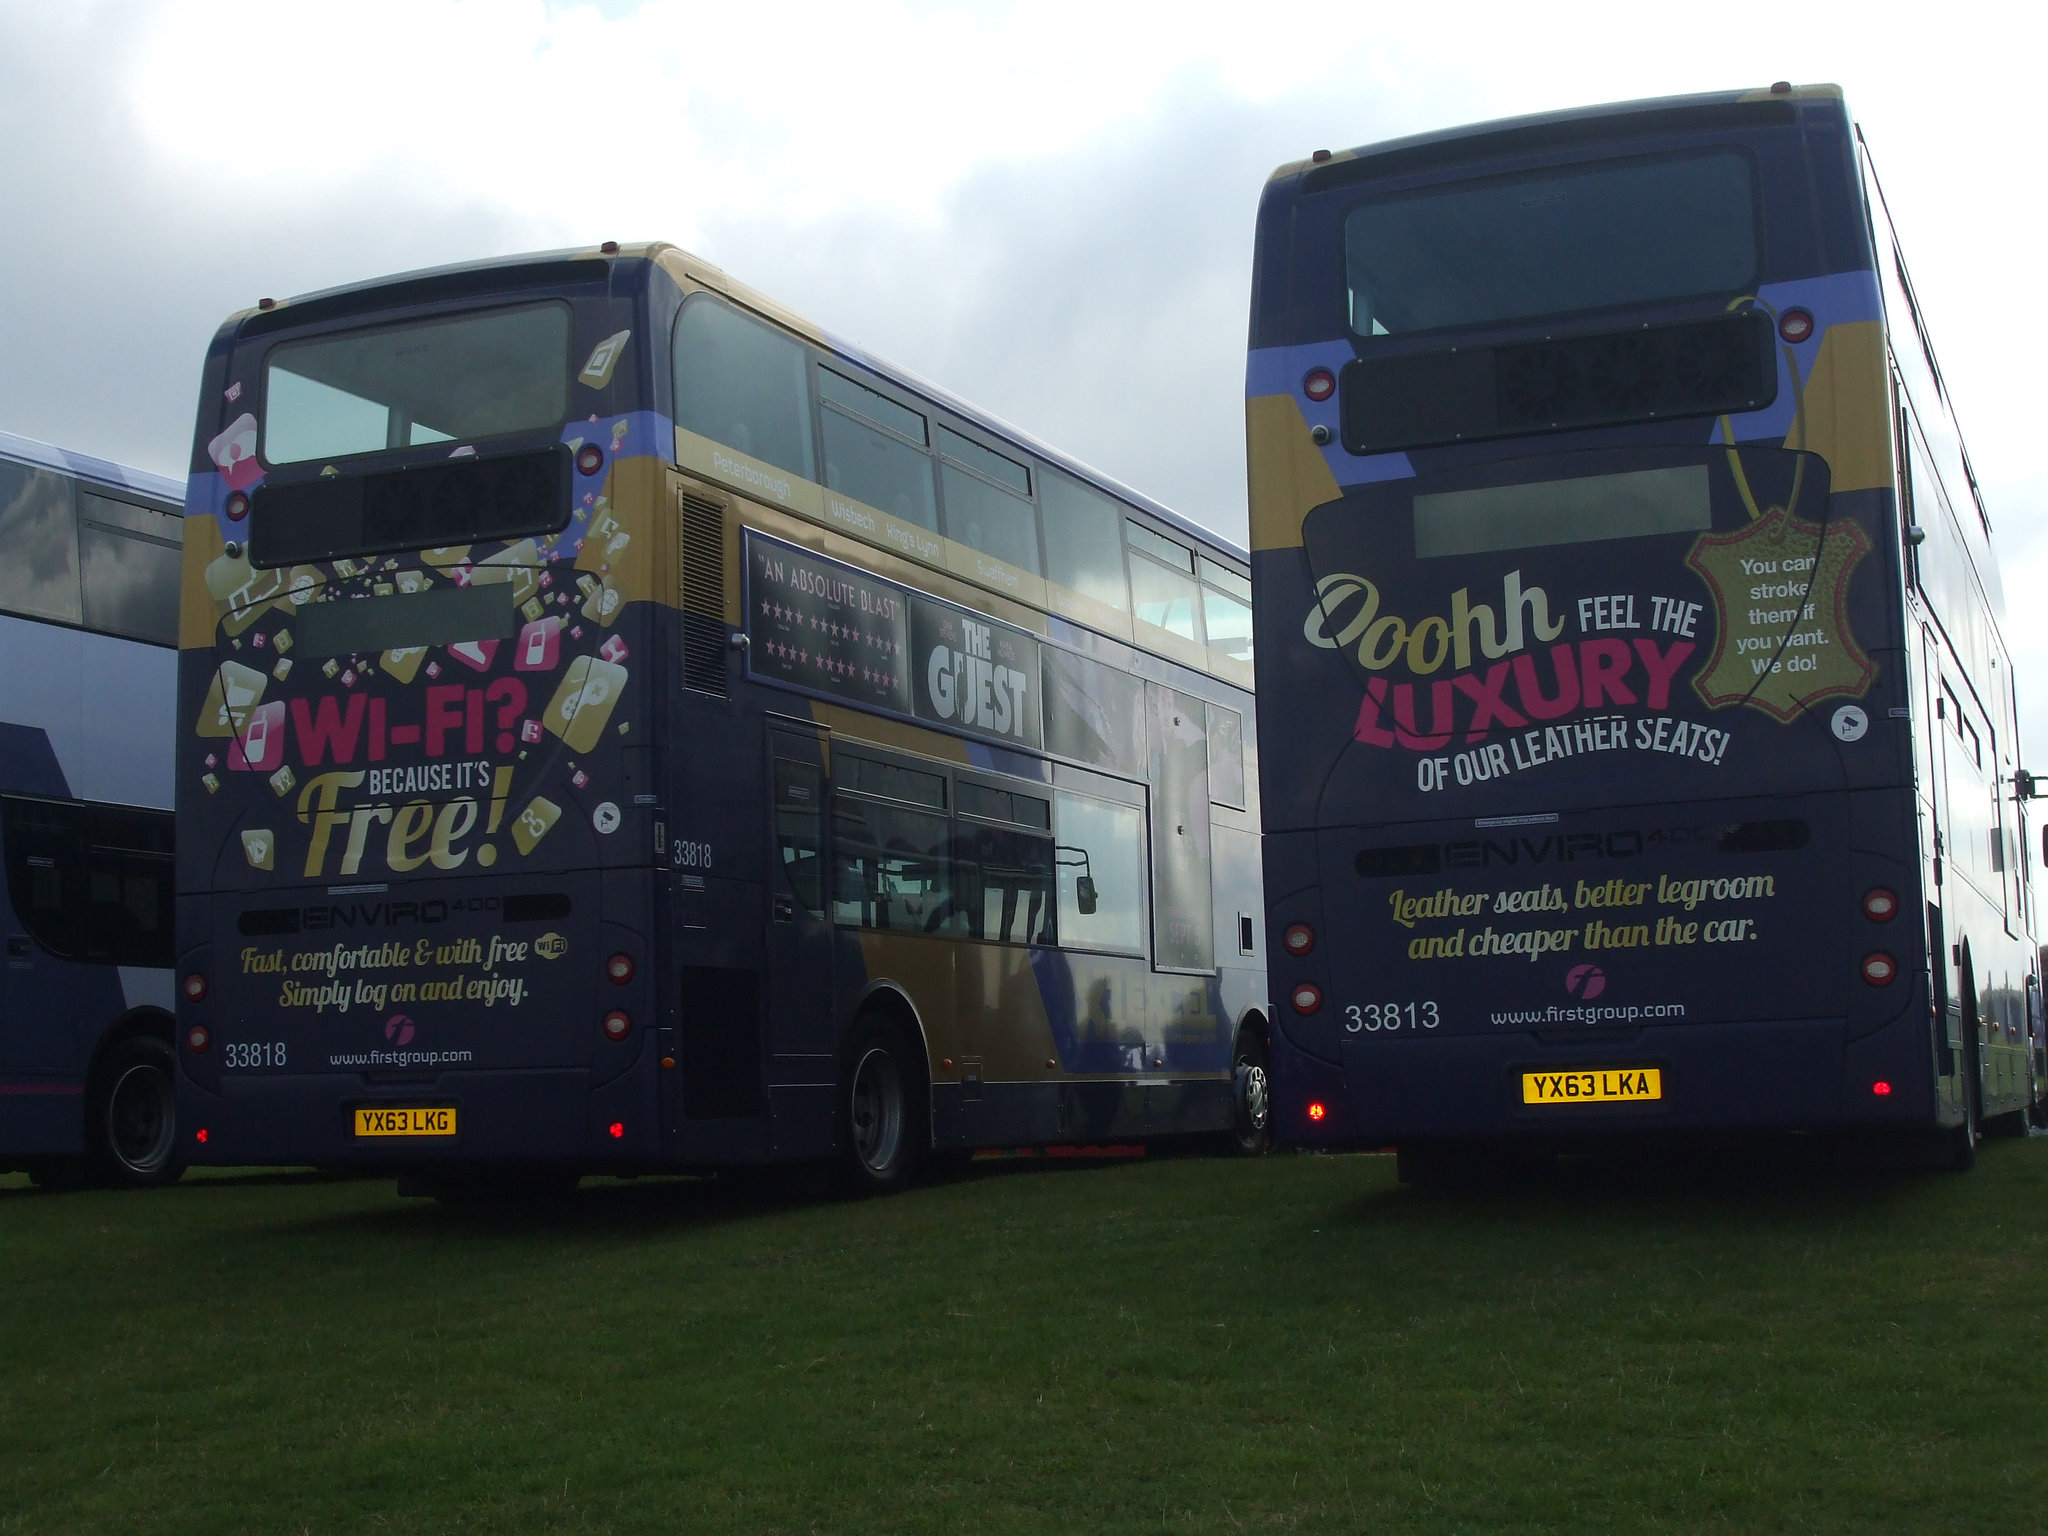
[3,0,2042,734]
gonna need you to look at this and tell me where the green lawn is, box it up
[3,1137,2046,1534]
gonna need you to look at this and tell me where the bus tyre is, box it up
[837,1017,924,1197]
[1227,1031,1272,1156]
[90,1035,184,1188]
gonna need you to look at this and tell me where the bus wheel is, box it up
[1227,1031,1272,1156]
[91,1036,184,1188]
[838,1017,924,1197]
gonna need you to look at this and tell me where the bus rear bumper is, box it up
[176,1066,657,1167]
[1275,1012,1938,1146]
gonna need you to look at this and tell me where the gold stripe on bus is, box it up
[674,426,824,521]
[1789,320,1890,493]
[1246,392,1340,553]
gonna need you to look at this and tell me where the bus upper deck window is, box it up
[1344,150,1759,337]
[1199,557,1252,665]
[818,369,938,535]
[1039,473,1130,614]
[0,457,83,625]
[938,426,1039,576]
[265,302,571,465]
[77,495,181,647]
[674,298,816,480]
[1126,520,1202,644]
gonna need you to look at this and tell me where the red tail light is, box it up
[1283,923,1316,957]
[608,1121,625,1139]
[185,1025,211,1054]
[1862,887,1898,922]
[224,491,249,522]
[1861,952,1897,986]
[605,952,635,985]
[1872,1080,1893,1096]
[1778,307,1815,344]
[1302,368,1336,402]
[195,1128,209,1144]
[1290,983,1323,1014]
[603,1010,632,1041]
[1307,1102,1328,1122]
[576,445,604,475]
[182,973,208,1003]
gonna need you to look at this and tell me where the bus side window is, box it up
[1039,473,1130,616]
[1053,788,1146,956]
[0,458,83,625]
[0,795,173,967]
[772,758,824,917]
[673,296,816,481]
[938,426,1040,577]
[78,495,181,647]
[830,763,955,936]
[1893,379,1918,590]
[955,782,1054,945]
[818,370,939,535]
[1126,520,1204,645]
[1199,557,1252,666]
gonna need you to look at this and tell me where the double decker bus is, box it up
[175,245,1269,1194]
[1248,84,2041,1171]
[0,429,185,1188]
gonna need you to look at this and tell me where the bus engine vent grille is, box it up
[679,490,728,697]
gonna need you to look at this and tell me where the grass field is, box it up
[4,1136,2047,1534]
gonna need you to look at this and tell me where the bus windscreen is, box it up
[1344,150,1759,335]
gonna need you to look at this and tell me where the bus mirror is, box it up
[2020,769,2040,801]
[1077,876,1098,916]
[1906,524,1928,546]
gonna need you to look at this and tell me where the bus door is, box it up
[765,720,835,1069]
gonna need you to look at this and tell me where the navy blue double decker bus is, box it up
[1247,85,2040,1171]
[0,430,186,1188]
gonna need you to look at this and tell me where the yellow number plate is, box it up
[353,1106,457,1138]
[1521,1068,1662,1105]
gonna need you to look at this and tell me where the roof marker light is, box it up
[1311,149,1332,163]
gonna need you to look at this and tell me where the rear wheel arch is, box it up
[844,982,933,1087]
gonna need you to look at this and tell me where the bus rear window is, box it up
[263,303,571,464]
[1345,150,1758,336]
